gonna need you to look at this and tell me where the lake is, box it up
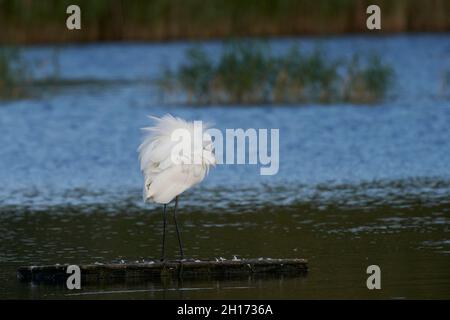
[0,35,449,299]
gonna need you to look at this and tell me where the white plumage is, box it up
[138,114,215,204]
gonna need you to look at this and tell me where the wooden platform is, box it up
[17,258,308,284]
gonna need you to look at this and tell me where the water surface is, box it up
[0,35,449,299]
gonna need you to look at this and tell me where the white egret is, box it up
[138,114,216,261]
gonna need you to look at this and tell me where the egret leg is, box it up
[161,204,167,261]
[173,196,184,260]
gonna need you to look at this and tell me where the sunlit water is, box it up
[0,35,450,299]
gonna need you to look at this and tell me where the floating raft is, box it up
[17,258,308,284]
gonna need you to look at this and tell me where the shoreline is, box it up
[1,0,449,45]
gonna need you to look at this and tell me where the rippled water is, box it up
[0,35,450,299]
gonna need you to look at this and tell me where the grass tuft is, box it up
[157,41,395,105]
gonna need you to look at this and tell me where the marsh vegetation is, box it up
[1,0,449,43]
[0,41,395,105]
[0,48,29,99]
[157,41,395,105]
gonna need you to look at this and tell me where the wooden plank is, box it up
[17,258,308,284]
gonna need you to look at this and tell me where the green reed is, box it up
[0,47,29,100]
[157,41,395,105]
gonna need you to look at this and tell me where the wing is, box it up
[138,114,205,203]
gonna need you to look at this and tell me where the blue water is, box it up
[1,35,450,209]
